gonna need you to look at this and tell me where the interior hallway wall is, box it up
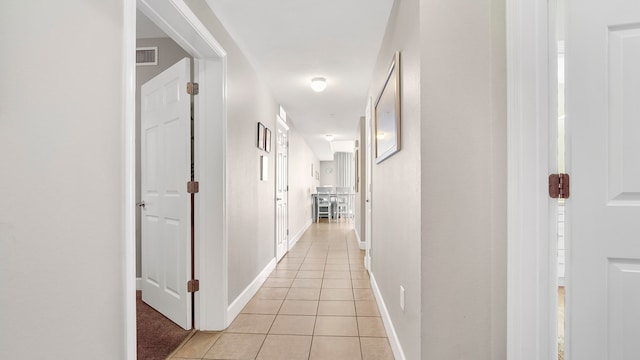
[319,161,336,186]
[184,0,278,302]
[0,1,125,358]
[287,126,320,240]
[419,0,507,358]
[135,36,192,278]
[368,0,422,358]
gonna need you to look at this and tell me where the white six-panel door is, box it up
[141,58,192,330]
[566,0,640,358]
[275,116,289,262]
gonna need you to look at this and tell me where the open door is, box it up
[566,0,640,357]
[140,58,192,330]
[275,116,289,262]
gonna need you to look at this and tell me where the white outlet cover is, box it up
[400,286,405,311]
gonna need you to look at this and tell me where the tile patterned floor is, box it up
[169,221,395,360]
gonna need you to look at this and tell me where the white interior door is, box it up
[141,58,192,330]
[364,98,373,270]
[275,116,289,261]
[566,1,640,358]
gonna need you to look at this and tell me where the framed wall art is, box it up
[265,128,272,153]
[257,122,266,150]
[374,51,401,164]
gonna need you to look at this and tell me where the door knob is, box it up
[137,201,146,209]
[276,197,282,201]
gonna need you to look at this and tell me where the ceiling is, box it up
[139,1,394,160]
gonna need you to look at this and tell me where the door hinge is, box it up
[549,173,570,199]
[187,279,200,293]
[187,181,199,194]
[187,82,199,95]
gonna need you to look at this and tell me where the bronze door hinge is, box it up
[187,279,199,293]
[187,181,199,194]
[549,173,570,199]
[187,82,199,95]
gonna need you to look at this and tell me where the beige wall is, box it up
[0,0,125,358]
[135,37,192,278]
[184,0,279,302]
[366,0,508,358]
[419,0,507,358]
[288,126,320,239]
[368,0,423,358]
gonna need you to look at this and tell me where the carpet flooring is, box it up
[137,291,192,360]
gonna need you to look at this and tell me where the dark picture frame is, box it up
[374,51,401,164]
[257,122,266,150]
[265,128,272,153]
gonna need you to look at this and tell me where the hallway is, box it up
[168,221,394,360]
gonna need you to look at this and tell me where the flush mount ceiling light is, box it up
[310,77,327,92]
[325,134,334,141]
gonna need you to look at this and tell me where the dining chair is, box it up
[316,186,334,222]
[335,186,351,221]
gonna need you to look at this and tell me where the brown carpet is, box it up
[137,291,192,360]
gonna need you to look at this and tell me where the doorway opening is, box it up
[135,10,195,358]
[125,1,229,358]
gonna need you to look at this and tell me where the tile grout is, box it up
[171,222,392,359]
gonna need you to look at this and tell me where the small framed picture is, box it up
[257,122,265,150]
[265,128,272,153]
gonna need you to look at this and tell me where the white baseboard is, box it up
[136,277,141,291]
[370,272,407,360]
[226,258,276,324]
[355,229,366,250]
[289,219,312,249]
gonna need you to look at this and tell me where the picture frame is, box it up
[265,128,272,153]
[257,122,266,150]
[374,51,401,164]
[260,155,268,181]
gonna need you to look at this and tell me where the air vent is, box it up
[136,47,158,66]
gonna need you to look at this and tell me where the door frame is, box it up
[124,1,228,358]
[506,0,558,359]
[275,115,289,261]
[364,97,373,270]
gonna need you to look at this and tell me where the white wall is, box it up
[288,126,320,241]
[319,161,336,186]
[0,1,125,358]
[419,0,507,358]
[184,0,278,302]
[135,37,192,278]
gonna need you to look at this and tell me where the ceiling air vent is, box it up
[136,47,158,66]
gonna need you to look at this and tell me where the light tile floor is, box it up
[169,221,395,360]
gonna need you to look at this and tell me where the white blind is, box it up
[335,152,354,190]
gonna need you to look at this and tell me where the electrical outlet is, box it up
[400,286,405,311]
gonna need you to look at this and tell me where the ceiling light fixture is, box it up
[325,134,334,141]
[310,77,327,92]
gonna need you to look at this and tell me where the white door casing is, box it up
[275,116,289,262]
[141,58,192,330]
[364,97,373,270]
[566,1,640,358]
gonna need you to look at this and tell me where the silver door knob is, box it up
[137,201,146,209]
